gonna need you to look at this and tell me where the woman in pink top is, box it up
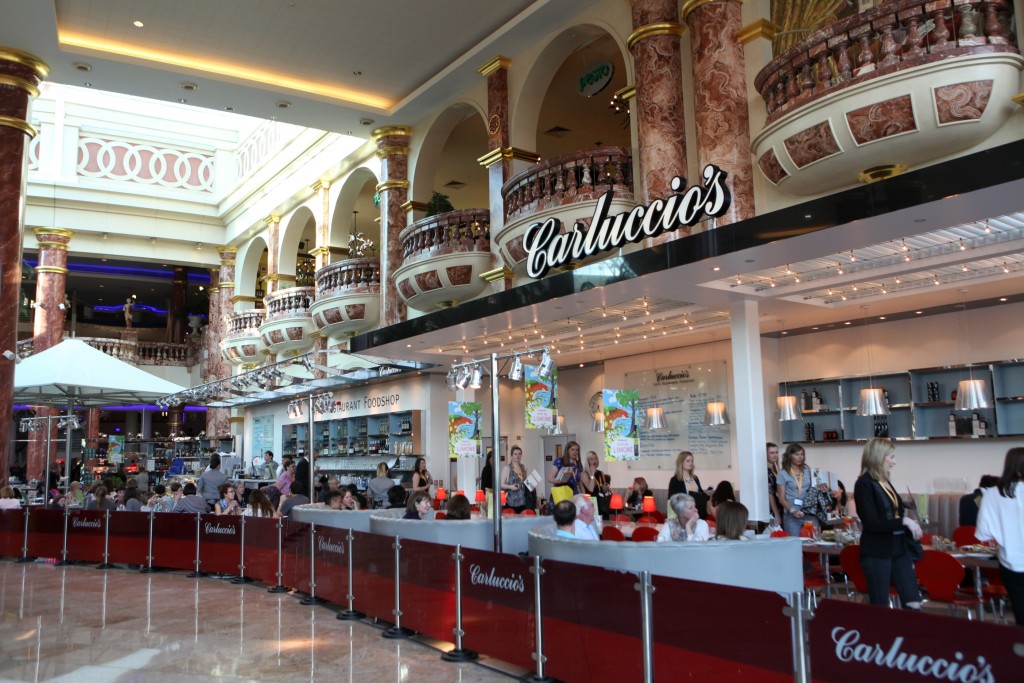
[276,460,295,496]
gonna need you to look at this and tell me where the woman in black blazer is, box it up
[853,438,922,609]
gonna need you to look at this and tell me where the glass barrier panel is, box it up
[312,525,349,605]
[0,509,25,558]
[350,530,396,623]
[198,514,242,575]
[242,516,280,585]
[397,538,456,645]
[281,518,311,594]
[25,508,64,558]
[810,599,1022,682]
[651,575,793,682]
[460,547,536,671]
[106,510,151,565]
[66,509,106,563]
[151,512,199,570]
[541,558,644,682]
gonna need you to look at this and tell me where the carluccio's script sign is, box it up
[523,165,732,279]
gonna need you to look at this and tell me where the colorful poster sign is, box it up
[449,401,482,459]
[107,435,124,463]
[524,364,556,429]
[603,389,639,461]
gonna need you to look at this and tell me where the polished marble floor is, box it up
[0,562,515,683]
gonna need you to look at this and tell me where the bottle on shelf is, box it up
[801,389,810,411]
[948,411,957,437]
[811,389,822,411]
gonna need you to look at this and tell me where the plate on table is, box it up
[964,552,995,558]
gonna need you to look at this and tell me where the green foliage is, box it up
[425,191,454,217]
[615,390,639,405]
[461,401,482,414]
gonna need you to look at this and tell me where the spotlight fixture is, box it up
[446,368,458,391]
[454,366,472,390]
[508,354,523,381]
[537,348,554,380]
[469,364,483,389]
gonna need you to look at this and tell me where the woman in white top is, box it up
[657,493,709,542]
[976,447,1024,627]
[0,486,21,509]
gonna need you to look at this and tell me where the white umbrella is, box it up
[14,338,189,492]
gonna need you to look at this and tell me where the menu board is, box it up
[624,361,732,470]
[252,415,274,462]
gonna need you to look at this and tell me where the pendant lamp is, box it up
[777,321,801,421]
[646,406,666,430]
[857,306,890,416]
[591,410,604,432]
[704,401,730,426]
[955,290,990,411]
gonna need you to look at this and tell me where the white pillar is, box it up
[730,298,769,522]
[140,409,153,438]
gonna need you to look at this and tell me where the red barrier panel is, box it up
[312,525,349,605]
[397,538,456,644]
[541,558,644,682]
[460,548,535,671]
[810,599,1021,683]
[0,509,25,558]
[198,514,242,575]
[242,516,280,585]
[350,530,395,623]
[651,575,793,682]
[66,510,106,564]
[106,511,151,565]
[26,508,65,559]
[150,513,199,571]
[281,518,311,594]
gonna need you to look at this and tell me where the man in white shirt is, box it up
[572,494,601,541]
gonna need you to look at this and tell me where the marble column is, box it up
[168,404,184,438]
[0,47,47,485]
[372,126,411,326]
[478,56,513,291]
[310,180,331,271]
[206,248,235,437]
[264,214,280,296]
[628,0,687,244]
[85,408,101,449]
[684,0,755,225]
[169,266,187,343]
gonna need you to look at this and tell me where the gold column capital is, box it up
[375,145,410,158]
[0,47,50,79]
[230,295,261,305]
[264,214,281,225]
[0,74,39,98]
[371,125,411,143]
[627,22,684,50]
[376,179,410,193]
[401,200,428,213]
[477,146,540,168]
[1012,93,1024,107]
[477,55,511,77]
[0,115,38,138]
[32,227,74,239]
[35,265,69,275]
[310,179,331,192]
[614,84,637,102]
[736,18,776,45]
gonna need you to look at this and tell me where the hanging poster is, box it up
[603,389,640,461]
[524,364,556,429]
[107,435,125,463]
[252,415,274,463]
[624,361,732,470]
[449,401,482,459]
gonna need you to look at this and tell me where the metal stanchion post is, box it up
[16,508,33,563]
[337,530,364,620]
[784,591,812,683]
[97,510,113,568]
[636,571,655,683]
[55,506,71,566]
[300,524,325,605]
[186,513,204,578]
[140,511,155,573]
[232,514,252,584]
[526,555,562,683]
[382,537,413,639]
[268,518,288,593]
[442,544,478,662]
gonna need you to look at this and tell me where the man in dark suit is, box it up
[292,449,310,497]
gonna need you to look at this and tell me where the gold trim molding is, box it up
[0,74,39,98]
[33,227,74,238]
[0,47,49,79]
[736,18,776,45]
[371,125,411,142]
[228,416,245,424]
[477,55,511,77]
[310,179,331,192]
[1012,93,1024,107]
[230,295,261,304]
[375,145,410,158]
[615,85,636,102]
[265,273,296,283]
[264,214,280,225]
[480,266,513,283]
[218,281,236,289]
[376,179,410,192]
[858,164,908,184]
[35,265,69,275]
[34,241,68,250]
[0,115,38,138]
[401,200,428,213]
[477,146,541,168]
[680,0,725,22]
[627,22,684,50]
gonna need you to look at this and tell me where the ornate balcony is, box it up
[258,286,316,356]
[393,209,493,311]
[752,0,1022,196]
[495,146,636,279]
[309,258,381,339]
[220,309,266,366]
[16,336,193,367]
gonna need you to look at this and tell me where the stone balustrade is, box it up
[263,286,314,322]
[225,309,266,336]
[137,342,190,366]
[315,258,381,298]
[399,210,490,264]
[15,339,33,359]
[754,0,1018,125]
[501,146,633,223]
[16,336,192,367]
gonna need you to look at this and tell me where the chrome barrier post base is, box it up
[337,531,364,620]
[186,513,204,578]
[299,524,323,605]
[336,609,365,620]
[55,508,71,566]
[442,545,478,662]
[299,595,326,605]
[267,518,287,593]
[267,584,288,593]
[381,625,414,640]
[230,576,253,584]
[524,556,565,683]
[17,509,34,562]
[96,510,113,568]
[441,648,478,663]
[381,537,413,639]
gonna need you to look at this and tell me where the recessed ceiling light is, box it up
[914,218,926,223]
[352,70,362,76]
[844,321,851,325]
[180,82,198,91]
[270,115,278,120]
[879,316,886,320]
[1000,297,1008,302]
[811,327,819,330]
[276,100,292,109]
[133,20,144,28]
[712,266,720,271]
[804,214,812,219]
[915,311,923,314]
[224,106,234,111]
[74,62,91,72]
[177,98,187,103]
[83,82,92,87]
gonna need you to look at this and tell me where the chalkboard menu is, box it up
[252,415,274,463]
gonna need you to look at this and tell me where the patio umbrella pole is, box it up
[64,394,74,496]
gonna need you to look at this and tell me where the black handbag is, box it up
[905,534,924,561]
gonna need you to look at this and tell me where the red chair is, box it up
[770,530,789,538]
[982,568,1009,622]
[706,513,716,524]
[521,509,536,516]
[636,515,657,525]
[631,526,659,542]
[649,510,666,523]
[915,550,984,619]
[839,544,898,606]
[501,508,516,518]
[952,525,980,548]
[434,511,447,519]
[611,514,630,522]
[601,526,626,542]
[921,533,935,548]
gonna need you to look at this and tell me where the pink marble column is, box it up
[264,214,280,297]
[205,248,235,438]
[31,228,72,350]
[479,57,512,290]
[311,181,331,271]
[168,404,184,438]
[85,408,101,449]
[0,47,47,485]
[169,266,187,343]
[373,126,411,326]
[629,0,687,244]
[685,0,755,225]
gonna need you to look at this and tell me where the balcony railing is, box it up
[16,336,191,366]
[400,210,490,263]
[225,310,266,336]
[315,258,381,298]
[501,146,633,223]
[263,286,314,322]
[755,0,1018,125]
[137,342,191,366]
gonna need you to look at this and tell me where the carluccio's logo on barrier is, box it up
[523,165,732,279]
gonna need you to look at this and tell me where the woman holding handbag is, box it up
[853,438,923,610]
[776,443,815,536]
[547,441,583,498]
[581,450,611,517]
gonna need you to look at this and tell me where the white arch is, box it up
[409,98,487,203]
[330,165,380,254]
[278,204,317,278]
[235,233,269,310]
